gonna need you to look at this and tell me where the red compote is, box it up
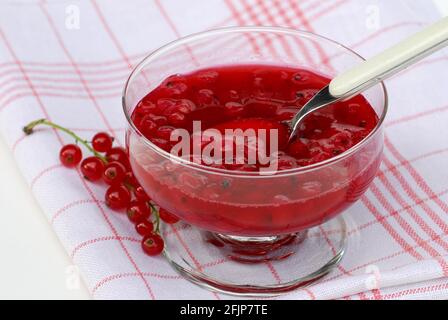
[129,65,382,236]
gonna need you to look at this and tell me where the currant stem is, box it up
[149,203,161,234]
[23,118,107,162]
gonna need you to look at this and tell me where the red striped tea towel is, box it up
[0,0,447,299]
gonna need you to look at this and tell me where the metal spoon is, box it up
[289,16,448,140]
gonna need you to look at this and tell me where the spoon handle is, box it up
[329,17,448,98]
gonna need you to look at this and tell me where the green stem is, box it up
[149,203,161,234]
[23,118,107,162]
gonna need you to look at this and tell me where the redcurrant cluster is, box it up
[23,119,180,256]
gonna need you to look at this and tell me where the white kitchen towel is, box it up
[0,0,447,300]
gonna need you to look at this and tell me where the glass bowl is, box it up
[123,27,387,296]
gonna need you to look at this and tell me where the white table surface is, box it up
[0,1,447,300]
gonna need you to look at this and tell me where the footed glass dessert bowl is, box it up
[123,27,387,296]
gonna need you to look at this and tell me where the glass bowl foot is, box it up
[162,216,347,297]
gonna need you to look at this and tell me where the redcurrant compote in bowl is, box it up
[123,27,387,296]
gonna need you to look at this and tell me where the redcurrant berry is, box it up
[139,115,158,136]
[105,184,131,210]
[92,132,114,152]
[134,186,150,202]
[59,144,82,167]
[141,233,164,256]
[124,171,139,187]
[103,161,127,186]
[106,147,130,169]
[159,208,180,224]
[288,140,310,159]
[80,157,105,181]
[156,126,175,140]
[167,112,186,126]
[126,200,151,223]
[135,220,154,236]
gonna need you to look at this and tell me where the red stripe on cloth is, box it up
[0,76,124,92]
[265,261,282,284]
[270,1,314,62]
[379,281,448,300]
[301,0,326,14]
[154,0,200,67]
[384,139,448,274]
[381,156,448,250]
[0,82,121,98]
[91,0,133,69]
[240,0,280,59]
[319,233,448,286]
[254,0,296,60]
[224,0,261,54]
[370,182,443,257]
[12,134,28,153]
[0,61,132,75]
[289,1,336,72]
[0,55,140,69]
[391,56,448,80]
[168,224,221,300]
[39,3,121,143]
[349,187,448,238]
[310,0,349,21]
[379,148,448,178]
[86,229,448,299]
[92,272,182,297]
[153,0,183,39]
[92,0,154,88]
[1,25,156,298]
[51,199,105,224]
[0,92,120,114]
[361,196,423,260]
[30,163,64,190]
[0,21,427,84]
[321,21,426,66]
[36,1,155,299]
[387,103,448,127]
[317,225,350,277]
[71,236,140,259]
[0,30,60,141]
[384,138,448,233]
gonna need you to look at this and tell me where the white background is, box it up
[0,1,447,300]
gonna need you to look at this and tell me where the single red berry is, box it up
[135,220,154,236]
[103,161,127,185]
[59,144,82,167]
[139,115,158,136]
[224,102,245,118]
[92,132,114,153]
[159,208,180,224]
[167,112,186,126]
[141,233,164,256]
[124,171,139,187]
[106,147,130,169]
[80,156,105,181]
[105,184,131,210]
[126,200,151,223]
[288,140,310,159]
[156,126,175,140]
[134,186,150,202]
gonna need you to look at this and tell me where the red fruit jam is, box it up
[129,65,382,236]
